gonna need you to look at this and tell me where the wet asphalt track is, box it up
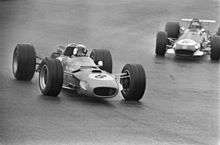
[0,0,219,145]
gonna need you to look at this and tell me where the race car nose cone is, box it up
[175,39,198,52]
[78,72,119,98]
[88,73,118,89]
[175,39,198,56]
[177,39,197,46]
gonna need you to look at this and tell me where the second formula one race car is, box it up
[155,18,220,60]
[12,43,146,101]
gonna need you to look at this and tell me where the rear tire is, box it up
[90,49,112,73]
[39,58,63,96]
[165,22,180,38]
[120,64,146,101]
[12,44,36,81]
[155,31,167,56]
[210,36,220,61]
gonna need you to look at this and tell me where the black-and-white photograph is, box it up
[0,0,219,145]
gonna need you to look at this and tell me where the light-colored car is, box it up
[12,43,146,101]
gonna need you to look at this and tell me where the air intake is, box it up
[175,49,194,56]
[92,69,102,73]
[94,87,116,96]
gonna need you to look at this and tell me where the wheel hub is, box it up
[39,65,48,89]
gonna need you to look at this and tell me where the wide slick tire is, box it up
[12,44,36,81]
[120,64,146,101]
[39,58,63,96]
[165,22,180,38]
[210,36,220,61]
[90,49,112,73]
[155,31,167,56]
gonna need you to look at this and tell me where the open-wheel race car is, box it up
[12,43,146,101]
[155,18,220,60]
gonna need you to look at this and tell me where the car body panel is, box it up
[172,29,209,57]
[58,55,119,98]
[178,29,202,44]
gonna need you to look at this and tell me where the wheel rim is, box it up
[120,70,130,94]
[39,65,48,90]
[90,52,95,61]
[12,50,18,75]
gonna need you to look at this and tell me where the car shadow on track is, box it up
[153,55,213,65]
[61,88,116,108]
[39,94,61,102]
[119,99,145,108]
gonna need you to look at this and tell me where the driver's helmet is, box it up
[64,43,77,57]
[67,43,76,48]
[189,19,202,29]
[73,44,88,56]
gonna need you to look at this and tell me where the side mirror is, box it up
[97,61,103,67]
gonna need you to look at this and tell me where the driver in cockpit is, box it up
[72,44,88,57]
[189,19,202,29]
[63,43,88,57]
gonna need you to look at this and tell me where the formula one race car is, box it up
[155,18,220,60]
[12,43,146,101]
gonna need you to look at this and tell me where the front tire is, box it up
[12,44,36,81]
[155,31,167,56]
[90,49,113,73]
[120,64,146,101]
[165,22,180,38]
[210,36,220,61]
[39,58,63,96]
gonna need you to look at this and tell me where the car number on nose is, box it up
[89,74,113,80]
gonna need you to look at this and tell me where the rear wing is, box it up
[181,18,216,23]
